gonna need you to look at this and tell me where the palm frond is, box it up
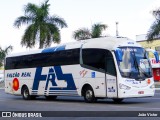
[39,24,49,48]
[38,23,61,48]
[91,23,107,38]
[4,45,13,54]
[42,23,60,47]
[40,0,50,17]
[147,21,160,41]
[2,45,13,58]
[53,31,61,43]
[147,8,160,41]
[24,3,38,17]
[21,24,38,48]
[48,15,68,28]
[14,16,32,28]
[73,28,91,40]
[153,9,160,21]
[47,23,60,43]
[0,45,13,67]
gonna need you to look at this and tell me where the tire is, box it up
[22,86,32,100]
[45,96,57,100]
[84,87,97,103]
[113,98,123,103]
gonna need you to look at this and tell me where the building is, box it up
[136,34,160,55]
[136,34,160,82]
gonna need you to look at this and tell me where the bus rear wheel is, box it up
[21,86,36,100]
[84,87,97,103]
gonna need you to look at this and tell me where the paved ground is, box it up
[0,81,4,88]
[0,89,160,120]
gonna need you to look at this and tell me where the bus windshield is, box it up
[117,47,152,80]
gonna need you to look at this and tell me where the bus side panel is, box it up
[5,65,107,98]
[5,68,36,95]
[41,65,81,96]
[106,74,117,98]
[5,65,82,96]
[79,70,106,97]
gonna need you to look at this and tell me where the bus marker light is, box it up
[147,79,151,84]
[12,78,19,91]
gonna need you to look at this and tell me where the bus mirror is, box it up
[115,48,122,62]
[153,51,159,63]
[146,49,159,63]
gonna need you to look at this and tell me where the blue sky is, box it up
[0,0,160,53]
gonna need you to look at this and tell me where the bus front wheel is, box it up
[84,87,97,103]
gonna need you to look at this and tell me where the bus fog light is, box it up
[119,83,131,90]
[150,84,155,89]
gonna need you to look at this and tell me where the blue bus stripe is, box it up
[42,45,65,53]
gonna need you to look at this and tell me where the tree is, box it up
[14,0,67,49]
[0,45,13,67]
[73,23,107,40]
[147,8,160,41]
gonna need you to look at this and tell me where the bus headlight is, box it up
[119,83,131,90]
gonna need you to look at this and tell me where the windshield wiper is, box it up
[132,51,140,75]
[132,50,152,79]
[138,66,152,78]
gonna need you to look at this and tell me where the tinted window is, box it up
[82,48,116,75]
[5,49,80,70]
[82,49,106,70]
[106,57,116,76]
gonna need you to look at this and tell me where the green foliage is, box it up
[73,28,91,40]
[147,8,160,41]
[73,23,107,40]
[91,24,107,38]
[14,0,67,49]
[0,46,13,67]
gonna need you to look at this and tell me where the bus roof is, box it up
[7,36,141,58]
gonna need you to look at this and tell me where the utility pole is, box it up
[116,22,119,37]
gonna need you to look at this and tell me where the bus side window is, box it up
[5,48,80,70]
[82,49,106,71]
[105,57,116,76]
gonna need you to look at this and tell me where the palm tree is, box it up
[147,8,160,41]
[73,23,107,40]
[73,28,91,40]
[14,0,67,49]
[0,45,13,67]
[91,24,107,38]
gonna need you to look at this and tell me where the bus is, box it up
[5,37,159,103]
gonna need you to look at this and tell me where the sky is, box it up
[0,0,160,54]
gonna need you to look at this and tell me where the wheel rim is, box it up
[23,89,29,98]
[86,90,93,101]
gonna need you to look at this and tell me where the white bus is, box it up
[5,37,159,103]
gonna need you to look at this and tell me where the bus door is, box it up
[105,56,118,98]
